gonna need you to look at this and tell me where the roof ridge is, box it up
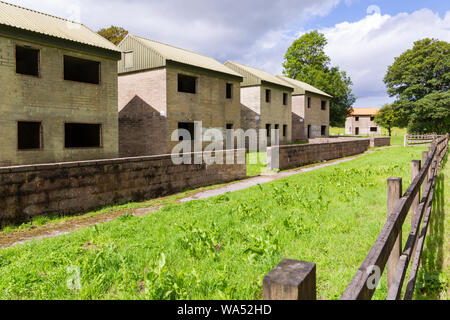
[0,0,85,27]
[132,34,216,60]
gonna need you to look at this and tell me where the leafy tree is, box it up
[374,104,400,136]
[98,26,129,45]
[283,31,356,127]
[384,38,450,134]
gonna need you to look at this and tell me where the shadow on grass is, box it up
[415,153,448,300]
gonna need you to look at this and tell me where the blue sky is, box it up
[5,0,450,108]
[303,0,450,30]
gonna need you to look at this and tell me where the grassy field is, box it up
[247,152,268,176]
[415,153,449,300]
[0,146,433,300]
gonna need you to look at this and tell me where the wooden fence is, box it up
[263,135,449,300]
[404,134,445,147]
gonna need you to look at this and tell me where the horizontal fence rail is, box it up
[263,134,449,300]
[404,134,445,147]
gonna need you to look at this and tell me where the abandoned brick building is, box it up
[278,76,332,141]
[117,34,243,157]
[345,107,381,136]
[0,1,121,167]
[224,61,294,145]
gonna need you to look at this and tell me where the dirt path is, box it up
[0,147,394,249]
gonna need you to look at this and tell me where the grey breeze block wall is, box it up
[370,137,391,148]
[0,150,246,226]
[267,139,370,171]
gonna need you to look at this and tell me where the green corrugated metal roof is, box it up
[0,1,120,53]
[225,61,294,90]
[118,34,242,78]
[277,76,333,98]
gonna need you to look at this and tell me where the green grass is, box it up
[0,147,428,300]
[414,153,449,300]
[246,152,268,176]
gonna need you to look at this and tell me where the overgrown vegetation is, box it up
[0,147,428,300]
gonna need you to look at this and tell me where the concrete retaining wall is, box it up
[268,139,370,171]
[0,150,246,226]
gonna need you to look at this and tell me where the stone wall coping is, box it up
[0,149,246,174]
[268,139,371,151]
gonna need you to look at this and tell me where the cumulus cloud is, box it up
[321,9,450,107]
[5,0,339,61]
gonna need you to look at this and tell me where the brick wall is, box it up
[0,36,119,166]
[346,116,381,135]
[0,150,246,226]
[118,66,242,156]
[370,137,391,147]
[240,85,292,145]
[267,139,370,170]
[293,94,330,139]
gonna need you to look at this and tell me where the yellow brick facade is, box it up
[240,85,292,145]
[118,65,242,156]
[0,36,119,166]
[293,93,330,139]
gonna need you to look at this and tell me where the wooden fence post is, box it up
[387,178,402,291]
[263,259,317,300]
[411,160,421,225]
[411,160,421,263]
[422,151,429,195]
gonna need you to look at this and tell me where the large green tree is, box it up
[384,38,450,134]
[283,31,356,127]
[98,26,129,45]
[374,104,400,137]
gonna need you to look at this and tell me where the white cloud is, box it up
[321,9,450,107]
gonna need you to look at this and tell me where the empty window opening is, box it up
[124,51,134,69]
[226,83,233,99]
[321,100,327,110]
[18,121,41,150]
[307,125,312,139]
[370,116,375,122]
[178,122,195,141]
[178,74,197,94]
[321,126,327,136]
[65,123,101,148]
[307,97,312,108]
[265,89,271,103]
[64,56,100,84]
[266,124,271,137]
[283,93,288,106]
[226,123,234,130]
[355,116,360,122]
[370,127,378,132]
[283,125,288,137]
[16,46,40,77]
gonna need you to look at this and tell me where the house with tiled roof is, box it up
[345,107,381,136]
[0,1,122,166]
[118,34,243,156]
[224,61,294,145]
